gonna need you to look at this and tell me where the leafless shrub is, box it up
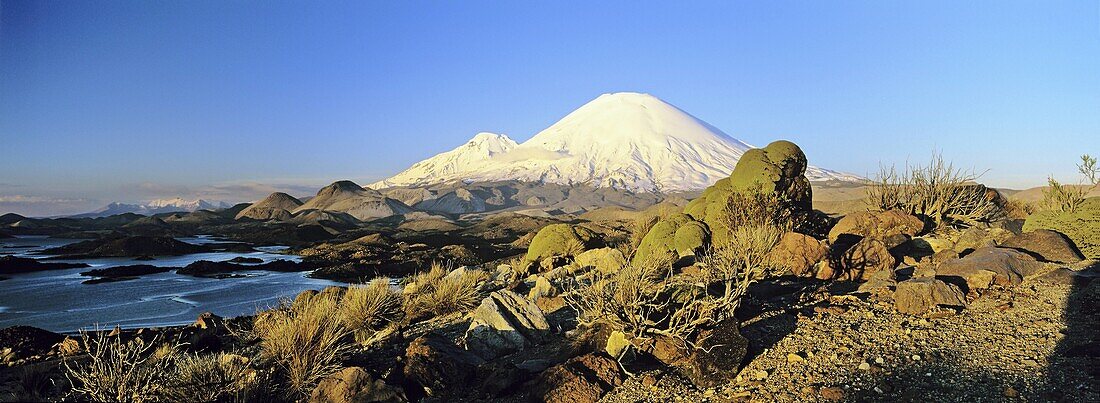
[566,235,770,352]
[868,152,999,227]
[253,293,351,397]
[64,331,179,403]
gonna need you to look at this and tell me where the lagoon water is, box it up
[0,236,340,333]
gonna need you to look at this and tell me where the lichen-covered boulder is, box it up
[309,366,406,403]
[1023,197,1100,259]
[522,224,602,271]
[682,141,813,247]
[633,213,709,264]
[573,247,627,274]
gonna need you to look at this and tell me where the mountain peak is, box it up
[372,93,861,192]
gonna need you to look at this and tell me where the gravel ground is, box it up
[602,276,1098,402]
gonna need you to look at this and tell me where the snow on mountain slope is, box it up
[73,198,229,218]
[371,92,861,193]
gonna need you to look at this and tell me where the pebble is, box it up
[820,387,845,401]
[752,370,769,380]
[859,362,871,371]
[1004,386,1019,398]
[911,354,921,361]
[787,353,805,363]
[874,357,885,365]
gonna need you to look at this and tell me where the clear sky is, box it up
[1,1,1098,216]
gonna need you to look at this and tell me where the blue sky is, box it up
[1,1,1098,216]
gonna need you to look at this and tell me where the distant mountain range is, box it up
[371,92,862,193]
[72,198,230,218]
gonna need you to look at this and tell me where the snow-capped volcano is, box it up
[371,92,860,192]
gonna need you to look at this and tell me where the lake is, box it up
[0,235,340,333]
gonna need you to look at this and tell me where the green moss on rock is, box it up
[1023,197,1100,259]
[523,224,602,268]
[634,213,709,264]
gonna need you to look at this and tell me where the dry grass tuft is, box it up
[164,352,256,402]
[253,293,351,397]
[402,262,487,323]
[1042,154,1099,213]
[339,277,402,333]
[15,365,53,401]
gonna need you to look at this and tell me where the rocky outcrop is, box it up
[41,235,207,258]
[999,229,1084,263]
[894,278,967,315]
[80,264,170,280]
[176,259,305,277]
[463,290,550,360]
[309,367,406,403]
[0,256,89,274]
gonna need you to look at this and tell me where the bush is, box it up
[64,332,178,403]
[339,277,402,334]
[164,353,256,402]
[867,153,1001,228]
[253,293,351,397]
[402,262,487,322]
[567,234,770,352]
[1041,154,1098,213]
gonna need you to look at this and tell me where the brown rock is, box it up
[937,247,1044,292]
[828,209,924,245]
[532,353,623,403]
[767,232,828,276]
[55,337,83,356]
[1000,229,1084,263]
[820,387,845,401]
[535,295,566,313]
[828,238,897,281]
[678,319,750,388]
[894,278,967,315]
[310,366,406,403]
[403,333,485,396]
[954,226,1014,254]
